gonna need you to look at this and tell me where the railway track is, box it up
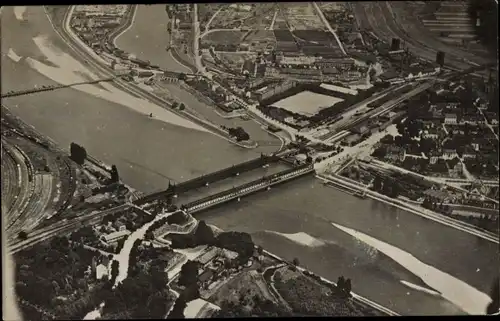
[8,203,130,254]
[1,143,20,211]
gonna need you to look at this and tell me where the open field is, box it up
[203,30,247,45]
[271,91,344,117]
[281,3,325,30]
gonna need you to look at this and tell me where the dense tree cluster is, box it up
[214,295,292,318]
[110,165,119,183]
[178,260,200,288]
[336,276,352,298]
[169,223,255,263]
[69,142,87,165]
[102,270,175,319]
[127,239,143,278]
[226,126,250,142]
[371,176,401,198]
[109,260,119,285]
[167,211,189,225]
[15,237,107,319]
[169,220,216,249]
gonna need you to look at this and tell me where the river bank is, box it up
[317,173,498,244]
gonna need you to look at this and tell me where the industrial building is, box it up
[254,81,297,101]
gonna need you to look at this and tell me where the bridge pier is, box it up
[237,197,241,202]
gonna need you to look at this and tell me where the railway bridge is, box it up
[183,163,314,214]
[134,153,284,206]
[1,77,120,99]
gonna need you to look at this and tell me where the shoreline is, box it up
[208,226,399,316]
[57,6,265,151]
[111,5,137,49]
[317,173,498,244]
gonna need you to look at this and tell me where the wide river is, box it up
[2,5,498,316]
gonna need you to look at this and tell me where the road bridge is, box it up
[134,154,283,205]
[184,163,315,214]
[1,76,119,99]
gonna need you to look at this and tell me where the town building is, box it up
[254,81,297,101]
[462,147,477,159]
[442,148,457,159]
[422,128,439,139]
[444,113,458,125]
[196,248,220,266]
[429,150,443,164]
[96,264,108,280]
[100,229,131,244]
[314,58,355,70]
[279,55,317,66]
[198,269,215,289]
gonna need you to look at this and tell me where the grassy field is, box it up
[203,30,247,45]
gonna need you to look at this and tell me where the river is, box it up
[2,5,498,316]
[1,6,280,194]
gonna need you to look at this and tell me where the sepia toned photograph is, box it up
[1,1,499,319]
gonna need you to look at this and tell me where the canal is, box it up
[1,5,498,316]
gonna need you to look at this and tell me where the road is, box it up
[200,6,224,37]
[312,2,347,56]
[193,4,209,80]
